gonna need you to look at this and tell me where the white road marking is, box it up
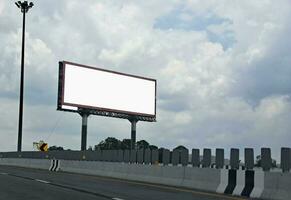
[0,172,8,175]
[35,179,50,184]
[112,198,125,200]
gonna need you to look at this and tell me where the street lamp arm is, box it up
[15,2,21,8]
[15,1,34,13]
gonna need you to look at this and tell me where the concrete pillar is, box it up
[215,148,224,169]
[281,147,290,173]
[95,150,101,161]
[113,150,118,162]
[144,149,151,164]
[230,148,239,169]
[130,149,137,163]
[117,150,123,162]
[105,150,110,161]
[124,149,130,163]
[103,150,108,161]
[202,148,211,168]
[137,149,144,164]
[151,149,159,164]
[172,149,180,166]
[261,148,272,171]
[181,148,189,166]
[244,148,254,170]
[162,149,170,166]
[98,150,103,161]
[192,149,200,167]
[109,150,114,161]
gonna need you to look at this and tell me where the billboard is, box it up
[57,61,156,121]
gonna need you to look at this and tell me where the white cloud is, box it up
[0,0,290,161]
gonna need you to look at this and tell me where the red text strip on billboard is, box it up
[59,61,156,118]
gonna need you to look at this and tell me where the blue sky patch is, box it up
[154,7,236,49]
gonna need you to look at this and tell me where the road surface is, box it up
[0,165,248,200]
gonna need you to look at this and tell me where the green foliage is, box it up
[48,145,64,151]
[121,139,131,150]
[255,155,277,168]
[173,145,187,151]
[94,137,157,150]
[136,140,149,149]
[94,137,121,150]
[149,145,158,150]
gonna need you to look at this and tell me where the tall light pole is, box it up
[15,1,34,152]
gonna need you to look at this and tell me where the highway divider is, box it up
[0,158,290,200]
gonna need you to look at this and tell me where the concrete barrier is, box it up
[216,169,228,193]
[230,148,239,170]
[161,149,170,166]
[250,170,264,198]
[191,149,200,167]
[137,149,144,164]
[261,172,291,200]
[281,148,290,173]
[261,148,272,171]
[232,170,245,196]
[1,158,291,200]
[180,149,189,166]
[160,166,184,186]
[215,149,224,169]
[182,167,220,192]
[202,149,211,168]
[151,149,158,164]
[0,158,50,170]
[144,149,151,164]
[245,148,254,170]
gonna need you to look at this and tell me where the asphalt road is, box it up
[0,165,248,200]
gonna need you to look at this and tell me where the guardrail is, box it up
[0,147,290,172]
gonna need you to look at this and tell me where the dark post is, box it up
[245,148,254,170]
[230,148,240,169]
[130,119,137,150]
[15,1,34,152]
[81,113,89,151]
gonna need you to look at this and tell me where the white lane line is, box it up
[112,198,125,200]
[0,172,8,175]
[35,179,50,184]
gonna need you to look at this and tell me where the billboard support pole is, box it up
[130,118,138,150]
[80,112,89,151]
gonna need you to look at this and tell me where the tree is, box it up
[95,137,121,150]
[174,145,187,151]
[121,139,131,150]
[48,145,64,151]
[93,137,158,150]
[149,145,158,150]
[255,155,277,168]
[136,140,149,149]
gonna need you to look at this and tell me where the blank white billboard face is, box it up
[61,63,156,117]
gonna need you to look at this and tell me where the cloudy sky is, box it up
[0,0,290,159]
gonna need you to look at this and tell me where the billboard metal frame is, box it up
[57,61,157,122]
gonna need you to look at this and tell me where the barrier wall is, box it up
[0,158,291,200]
[261,172,291,200]
[1,147,289,174]
[1,146,290,200]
